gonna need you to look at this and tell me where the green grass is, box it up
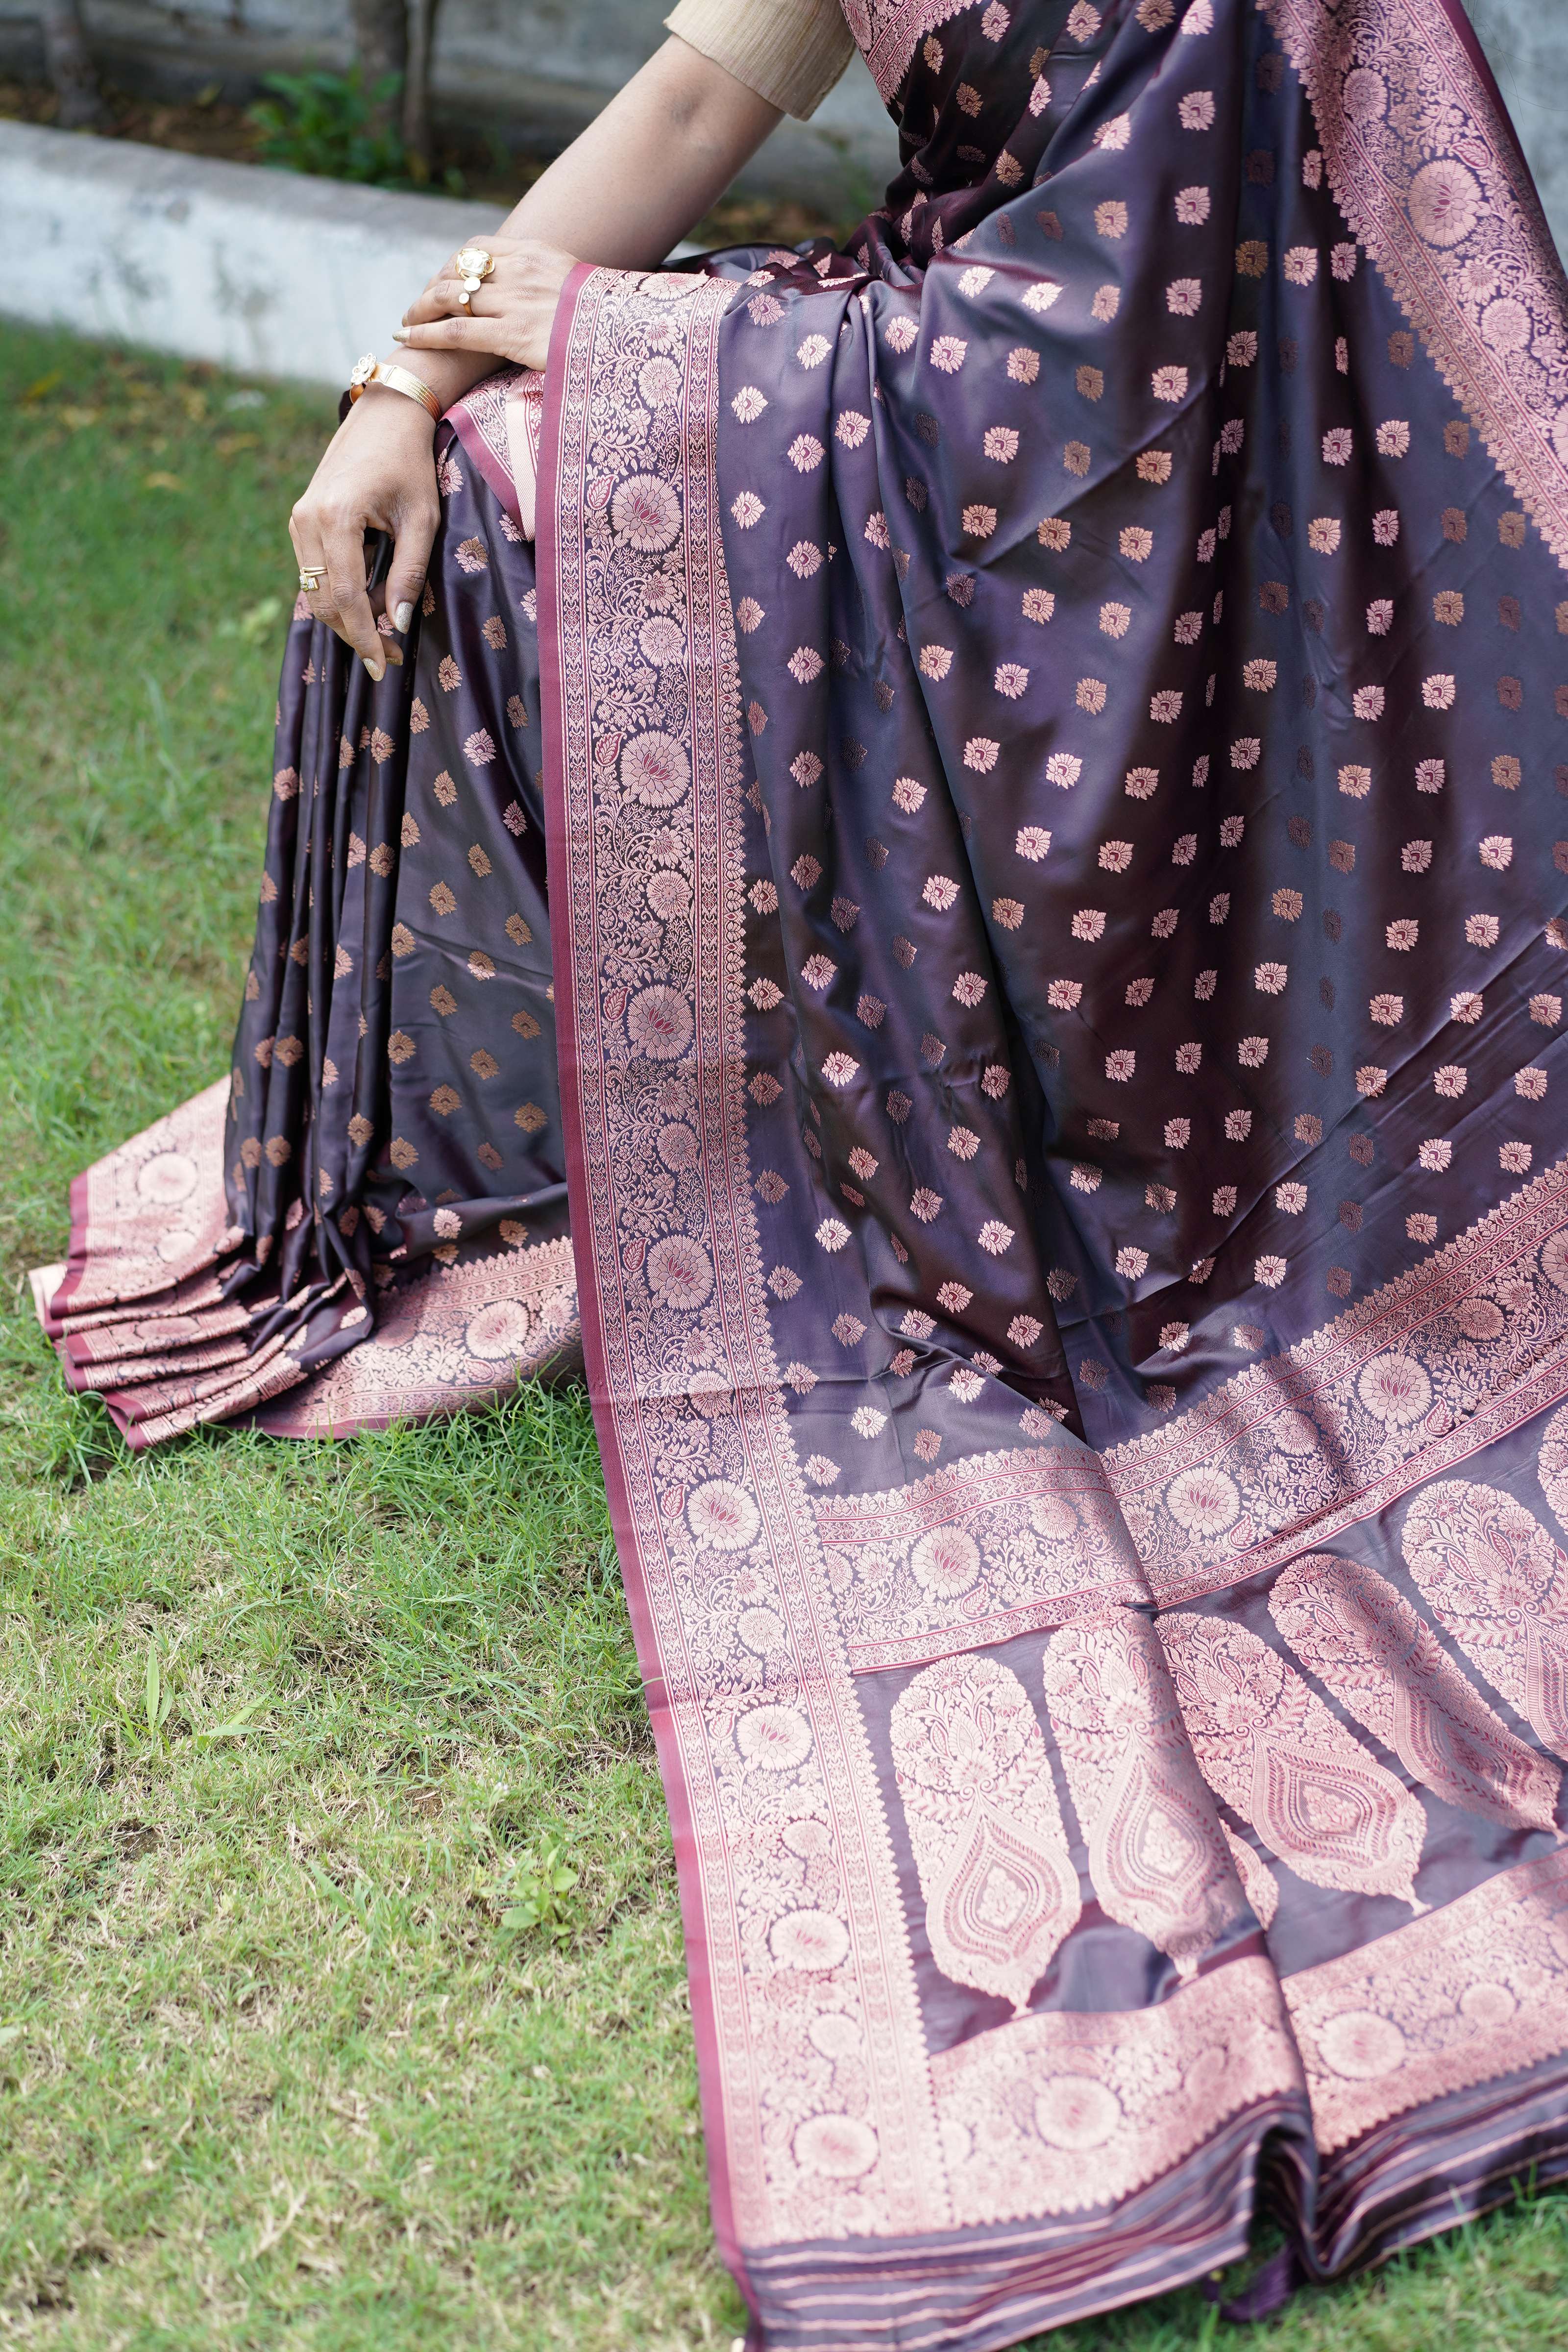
[0,323,1565,2349]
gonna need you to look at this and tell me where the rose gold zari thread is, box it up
[1262,0,1568,569]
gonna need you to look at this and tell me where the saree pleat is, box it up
[36,450,578,1444]
[34,0,1568,2339]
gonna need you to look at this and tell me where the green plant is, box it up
[248,67,408,187]
[502,1844,581,1944]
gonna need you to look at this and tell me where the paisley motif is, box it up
[925,1805,1085,2016]
[1271,1554,1561,1835]
[1159,1614,1428,1910]
[1040,1611,1246,1975]
[1220,1821,1280,1931]
[1400,1481,1568,1760]
[890,1654,1081,2013]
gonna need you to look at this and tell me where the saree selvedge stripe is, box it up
[34,0,1568,2340]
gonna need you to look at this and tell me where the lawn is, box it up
[1,322,1566,2350]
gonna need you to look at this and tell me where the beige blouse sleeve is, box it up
[665,0,857,120]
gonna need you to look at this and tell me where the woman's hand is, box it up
[289,389,442,679]
[285,26,783,676]
[393,236,578,373]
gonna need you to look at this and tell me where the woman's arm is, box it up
[289,35,782,677]
[458,33,784,271]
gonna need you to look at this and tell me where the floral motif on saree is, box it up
[1400,1480,1568,1758]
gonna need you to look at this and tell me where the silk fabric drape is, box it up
[36,3,1568,2342]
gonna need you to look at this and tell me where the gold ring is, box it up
[454,243,496,309]
[298,566,326,590]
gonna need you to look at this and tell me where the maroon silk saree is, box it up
[33,0,1568,2340]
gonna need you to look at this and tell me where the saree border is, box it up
[1282,1847,1568,2156]
[1261,0,1568,570]
[46,1077,241,1322]
[30,1075,578,1447]
[1315,2073,1568,2281]
[538,261,947,2272]
[741,2095,1304,2350]
[844,0,984,104]
[813,1443,1150,1671]
[1105,1154,1568,1603]
[539,260,751,2291]
[445,369,524,525]
[844,0,1128,105]
[249,1238,580,1439]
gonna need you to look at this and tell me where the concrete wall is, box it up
[1464,0,1568,267]
[0,119,505,386]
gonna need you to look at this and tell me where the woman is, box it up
[36,0,1568,2341]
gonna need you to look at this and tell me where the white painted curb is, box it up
[0,121,506,388]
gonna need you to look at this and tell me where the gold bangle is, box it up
[346,352,441,419]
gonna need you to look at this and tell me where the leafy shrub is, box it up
[248,68,408,187]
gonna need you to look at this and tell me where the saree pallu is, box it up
[33,0,1568,2340]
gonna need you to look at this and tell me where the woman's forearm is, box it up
[380,36,782,408]
[501,34,782,266]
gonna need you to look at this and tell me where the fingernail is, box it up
[365,656,385,682]
[391,328,409,343]
[393,601,414,633]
